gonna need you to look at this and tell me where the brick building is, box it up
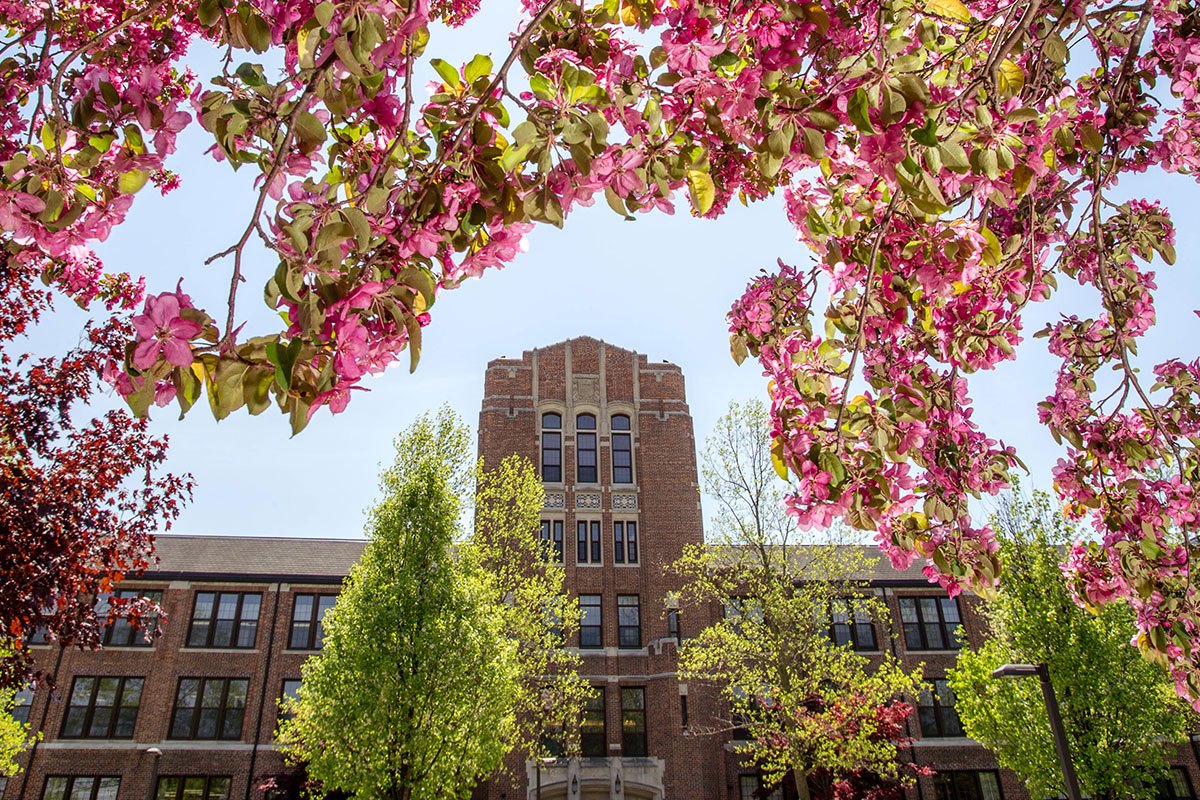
[5,337,1199,800]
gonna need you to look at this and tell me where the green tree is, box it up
[678,400,924,800]
[0,668,31,776]
[277,408,586,800]
[948,491,1191,800]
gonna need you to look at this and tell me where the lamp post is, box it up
[144,747,162,800]
[992,663,1081,800]
[535,756,557,800]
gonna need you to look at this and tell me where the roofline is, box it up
[139,571,348,585]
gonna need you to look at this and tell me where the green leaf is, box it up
[925,0,973,23]
[686,169,716,215]
[118,170,149,194]
[431,58,461,89]
[314,1,337,26]
[294,111,327,155]
[847,88,874,134]
[463,54,493,85]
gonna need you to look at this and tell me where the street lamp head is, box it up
[539,757,558,766]
[992,663,1042,678]
[145,747,162,757]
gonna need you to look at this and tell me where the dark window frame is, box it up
[12,685,33,725]
[1159,767,1197,800]
[186,592,261,649]
[932,770,1003,800]
[97,589,163,647]
[829,598,877,651]
[289,593,336,650]
[917,678,964,738]
[899,596,963,651]
[60,676,143,739]
[613,521,638,564]
[279,679,302,723]
[668,608,681,644]
[577,520,602,565]
[611,415,633,484]
[617,595,641,648]
[620,687,647,757]
[42,777,121,800]
[155,777,232,800]
[576,413,598,483]
[540,520,565,563]
[581,687,606,757]
[579,594,602,648]
[168,677,249,741]
[541,413,562,482]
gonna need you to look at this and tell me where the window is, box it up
[279,679,302,722]
[96,589,163,647]
[576,414,597,482]
[156,777,231,800]
[12,685,33,725]
[899,596,963,650]
[1159,768,1197,800]
[580,595,602,648]
[725,596,764,634]
[611,415,633,483]
[169,677,249,740]
[618,595,641,648]
[933,771,1003,800]
[918,678,963,737]
[289,594,336,650]
[43,777,120,800]
[668,608,681,644]
[60,676,143,739]
[541,413,562,482]
[829,598,876,651]
[577,520,601,564]
[621,687,647,756]
[739,776,783,800]
[187,592,261,649]
[540,520,565,563]
[679,693,689,730]
[581,688,606,757]
[613,521,638,564]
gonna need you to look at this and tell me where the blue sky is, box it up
[30,8,1200,539]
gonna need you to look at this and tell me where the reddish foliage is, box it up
[0,253,191,688]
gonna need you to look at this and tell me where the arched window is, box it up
[576,413,597,483]
[611,414,633,484]
[541,413,562,482]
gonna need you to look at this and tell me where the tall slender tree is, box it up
[678,400,924,800]
[276,408,586,799]
[949,491,1191,800]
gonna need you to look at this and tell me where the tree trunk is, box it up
[792,771,812,800]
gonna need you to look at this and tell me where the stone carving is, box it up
[612,493,638,510]
[544,492,565,509]
[573,375,600,404]
[576,493,602,510]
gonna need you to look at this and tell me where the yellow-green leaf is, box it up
[997,58,1024,97]
[118,170,148,194]
[925,0,972,23]
[686,169,715,215]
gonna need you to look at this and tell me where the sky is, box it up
[30,6,1200,541]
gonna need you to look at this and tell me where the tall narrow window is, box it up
[289,594,337,650]
[917,679,963,738]
[60,676,143,739]
[679,693,689,731]
[579,595,602,648]
[618,595,641,648]
[581,688,606,757]
[169,677,248,740]
[43,777,120,800]
[613,521,638,564]
[576,414,597,483]
[621,687,647,756]
[541,413,562,482]
[540,520,565,563]
[899,596,963,650]
[668,609,681,644]
[611,415,633,483]
[12,685,33,725]
[187,592,261,649]
[279,679,302,723]
[577,520,601,564]
[156,777,231,800]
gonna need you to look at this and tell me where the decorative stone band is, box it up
[576,493,602,510]
[544,492,566,509]
[612,493,638,510]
